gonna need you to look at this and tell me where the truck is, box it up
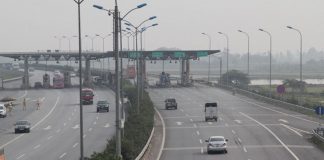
[204,102,218,122]
[81,88,94,105]
[156,72,171,87]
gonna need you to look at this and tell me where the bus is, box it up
[53,73,64,89]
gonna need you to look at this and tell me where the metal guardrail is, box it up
[313,128,324,143]
[135,127,155,160]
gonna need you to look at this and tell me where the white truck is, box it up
[204,102,218,122]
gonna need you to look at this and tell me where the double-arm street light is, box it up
[85,35,95,51]
[287,26,303,98]
[238,30,250,77]
[62,36,72,52]
[54,36,62,51]
[93,2,147,157]
[259,28,272,98]
[218,32,229,86]
[140,23,158,51]
[125,16,157,115]
[201,33,211,83]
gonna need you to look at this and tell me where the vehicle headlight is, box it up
[221,143,226,147]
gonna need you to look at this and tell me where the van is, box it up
[204,102,218,122]
[0,104,7,118]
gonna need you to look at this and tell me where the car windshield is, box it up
[210,138,224,142]
[167,99,175,102]
[97,101,108,105]
[82,91,93,96]
[16,121,28,125]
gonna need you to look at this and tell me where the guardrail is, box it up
[200,81,316,116]
[135,127,155,160]
[313,128,324,144]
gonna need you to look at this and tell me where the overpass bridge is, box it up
[0,50,220,88]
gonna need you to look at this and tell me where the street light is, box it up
[218,32,229,86]
[72,0,85,159]
[85,35,95,51]
[62,36,72,52]
[259,28,272,98]
[124,16,157,114]
[286,26,303,97]
[238,30,250,77]
[54,36,62,51]
[201,32,211,83]
[96,34,112,77]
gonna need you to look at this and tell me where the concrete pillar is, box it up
[84,58,92,87]
[23,56,29,89]
[186,59,190,84]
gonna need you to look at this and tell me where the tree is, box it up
[220,70,250,87]
[282,79,306,93]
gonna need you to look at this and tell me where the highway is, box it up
[149,84,324,160]
[0,72,116,159]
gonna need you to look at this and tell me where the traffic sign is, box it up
[174,51,185,58]
[315,106,324,115]
[152,51,163,58]
[128,52,141,58]
[197,51,208,57]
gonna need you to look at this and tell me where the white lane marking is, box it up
[93,121,97,125]
[279,119,289,124]
[72,124,80,129]
[243,147,248,152]
[47,136,53,140]
[16,154,25,160]
[193,124,197,128]
[176,122,183,126]
[239,98,317,124]
[104,123,110,128]
[281,124,303,137]
[33,144,41,149]
[234,120,242,124]
[64,123,66,126]
[232,130,236,134]
[56,129,61,133]
[238,138,242,143]
[208,122,213,125]
[96,116,99,120]
[73,143,79,148]
[199,139,203,144]
[180,109,184,112]
[190,119,193,122]
[196,131,200,135]
[201,147,204,154]
[83,135,86,138]
[219,117,223,121]
[240,112,300,160]
[59,153,66,159]
[68,118,71,121]
[72,112,74,116]
[225,123,229,127]
[43,125,52,130]
[0,96,60,149]
[88,128,93,132]
[154,107,165,160]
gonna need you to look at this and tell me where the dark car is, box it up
[14,120,31,133]
[34,82,43,89]
[165,98,177,110]
[96,100,109,112]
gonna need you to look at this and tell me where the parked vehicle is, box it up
[205,136,228,154]
[0,104,7,118]
[14,120,31,133]
[81,88,94,105]
[204,102,218,121]
[165,98,177,110]
[53,72,64,89]
[34,82,43,89]
[96,100,109,112]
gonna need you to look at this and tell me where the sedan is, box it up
[205,136,228,154]
[14,120,31,133]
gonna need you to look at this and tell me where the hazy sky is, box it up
[0,0,324,55]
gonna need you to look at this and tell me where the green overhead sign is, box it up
[174,51,185,58]
[152,52,163,58]
[197,51,208,57]
[128,52,141,58]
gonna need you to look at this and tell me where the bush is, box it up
[89,81,154,160]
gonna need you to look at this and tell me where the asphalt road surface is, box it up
[0,87,116,159]
[149,84,324,160]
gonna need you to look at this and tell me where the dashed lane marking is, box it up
[196,131,200,135]
[88,128,93,132]
[232,130,236,134]
[73,143,79,148]
[199,139,203,144]
[47,136,53,140]
[59,153,66,159]
[33,144,40,149]
[281,124,303,137]
[104,123,110,128]
[16,154,25,160]
[279,119,289,124]
[243,147,248,152]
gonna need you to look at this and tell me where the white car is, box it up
[205,136,228,154]
[0,104,7,118]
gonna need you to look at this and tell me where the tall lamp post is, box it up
[201,33,211,83]
[93,2,147,157]
[287,26,303,98]
[96,34,112,78]
[62,36,72,52]
[218,32,229,86]
[72,0,85,159]
[125,16,157,114]
[259,28,272,98]
[54,36,62,51]
[238,30,250,77]
[85,35,95,51]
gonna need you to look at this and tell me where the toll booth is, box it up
[43,74,50,88]
[64,72,72,87]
